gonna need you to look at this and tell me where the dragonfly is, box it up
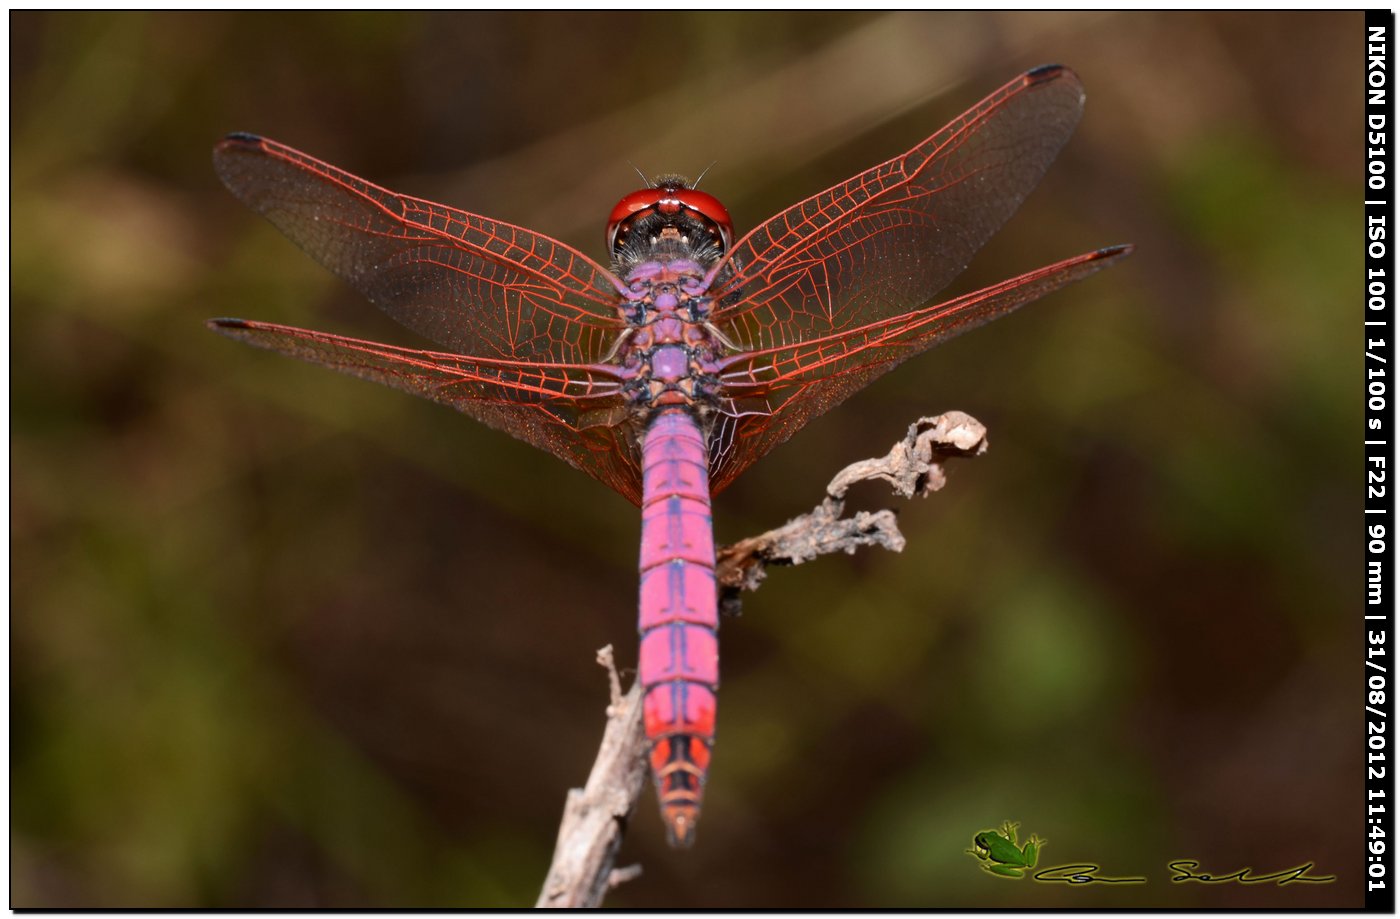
[210,64,1130,848]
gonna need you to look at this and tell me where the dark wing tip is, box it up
[1022,64,1083,106]
[215,133,265,157]
[1095,243,1135,260]
[1026,63,1066,81]
[207,317,252,332]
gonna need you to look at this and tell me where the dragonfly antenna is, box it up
[693,160,718,189]
[627,160,650,186]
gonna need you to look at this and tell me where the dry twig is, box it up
[715,412,987,602]
[535,647,648,908]
[535,411,987,907]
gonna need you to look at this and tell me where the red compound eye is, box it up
[670,188,732,241]
[606,184,734,254]
[607,188,666,229]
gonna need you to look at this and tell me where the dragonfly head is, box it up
[606,176,733,258]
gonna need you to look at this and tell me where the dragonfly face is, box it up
[209,65,1131,846]
[606,177,734,261]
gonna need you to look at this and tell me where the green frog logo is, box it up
[967,821,1044,878]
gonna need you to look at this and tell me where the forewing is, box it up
[709,65,1087,351]
[209,319,645,503]
[214,135,627,363]
[706,246,1131,493]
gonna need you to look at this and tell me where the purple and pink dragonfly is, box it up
[210,65,1129,847]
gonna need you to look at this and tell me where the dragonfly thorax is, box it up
[617,255,724,411]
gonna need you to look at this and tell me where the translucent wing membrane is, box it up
[213,134,628,364]
[209,319,644,502]
[705,246,1131,492]
[709,65,1087,352]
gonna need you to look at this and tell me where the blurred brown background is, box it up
[11,11,1363,908]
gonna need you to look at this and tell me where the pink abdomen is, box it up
[638,408,718,847]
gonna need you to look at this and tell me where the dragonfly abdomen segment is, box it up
[637,407,718,847]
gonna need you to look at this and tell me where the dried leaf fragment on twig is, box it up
[715,412,987,598]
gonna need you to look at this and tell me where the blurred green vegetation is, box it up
[12,11,1363,907]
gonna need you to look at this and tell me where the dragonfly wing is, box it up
[708,65,1088,351]
[707,246,1131,493]
[214,135,627,364]
[210,318,644,503]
